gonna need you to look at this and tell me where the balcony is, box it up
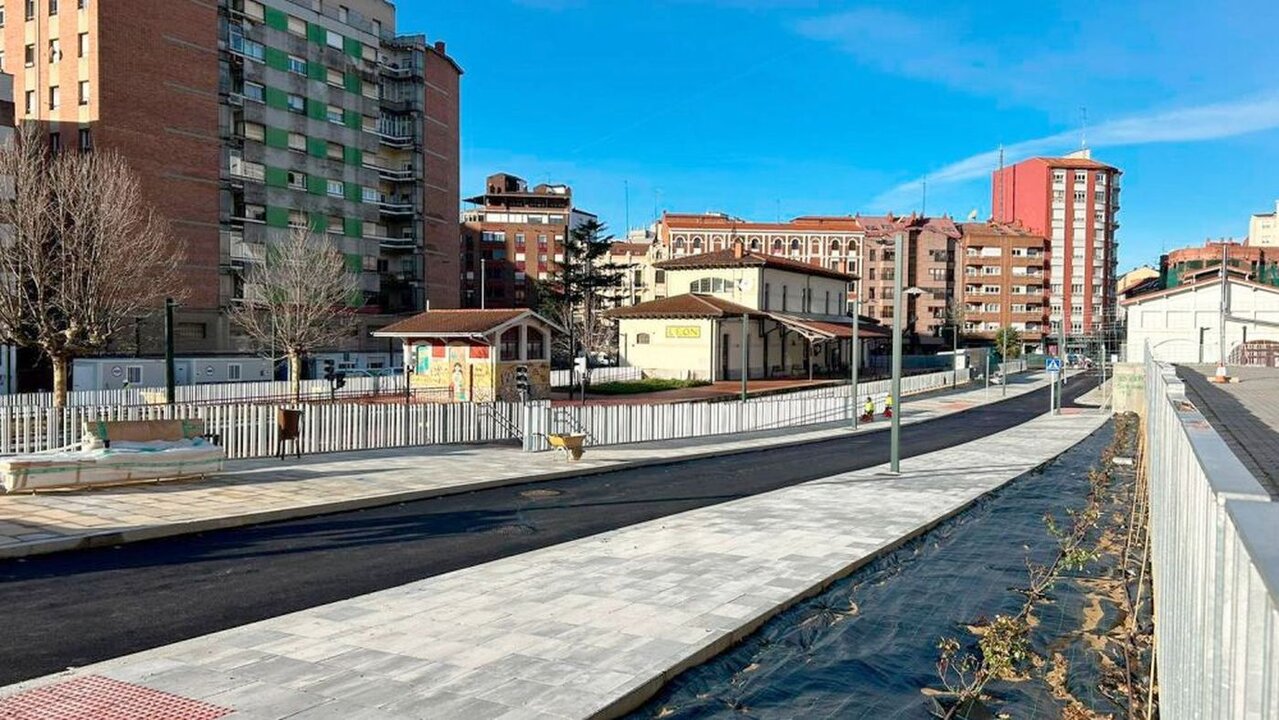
[376,195,416,217]
[375,116,417,148]
[368,233,419,251]
[364,162,417,183]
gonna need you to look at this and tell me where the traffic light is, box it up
[515,365,530,395]
[334,371,347,390]
[322,359,336,382]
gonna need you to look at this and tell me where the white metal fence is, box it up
[1144,356,1279,718]
[550,366,644,387]
[0,399,522,460]
[0,375,407,409]
[524,368,969,452]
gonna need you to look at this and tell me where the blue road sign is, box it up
[1046,357,1063,372]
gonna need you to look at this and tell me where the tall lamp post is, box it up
[887,233,926,474]
[847,274,861,430]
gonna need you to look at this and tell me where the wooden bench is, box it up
[82,419,217,449]
[546,433,588,462]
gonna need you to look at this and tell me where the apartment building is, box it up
[460,173,597,308]
[0,0,461,353]
[1161,240,1279,288]
[657,213,863,276]
[991,149,1121,343]
[959,222,1049,352]
[1248,200,1279,247]
[857,213,962,345]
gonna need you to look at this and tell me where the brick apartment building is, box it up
[857,213,962,346]
[959,222,1049,352]
[461,173,597,308]
[1161,240,1279,289]
[0,0,461,353]
[991,149,1121,344]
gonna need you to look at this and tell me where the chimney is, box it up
[733,239,745,259]
[434,41,447,54]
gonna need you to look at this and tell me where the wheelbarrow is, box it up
[546,433,588,462]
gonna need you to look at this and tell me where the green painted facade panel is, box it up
[264,87,289,111]
[263,7,289,31]
[307,22,327,45]
[310,212,328,232]
[344,73,362,94]
[264,47,289,72]
[307,176,328,196]
[344,217,363,238]
[343,110,362,129]
[264,127,290,149]
[344,182,362,203]
[264,166,289,188]
[345,254,363,274]
[307,99,327,121]
[306,136,328,158]
[344,145,363,167]
[265,206,291,228]
[343,37,363,59]
[308,62,327,81]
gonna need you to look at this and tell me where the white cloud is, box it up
[871,92,1279,209]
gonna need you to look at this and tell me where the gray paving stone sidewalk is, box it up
[0,409,1107,720]
[0,374,1055,559]
[1177,365,1279,498]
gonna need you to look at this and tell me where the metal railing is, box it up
[524,368,972,452]
[1144,354,1279,718]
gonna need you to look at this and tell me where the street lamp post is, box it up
[890,233,905,474]
[846,276,861,430]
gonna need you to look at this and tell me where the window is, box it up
[326,29,343,50]
[500,327,521,361]
[326,67,343,87]
[286,15,306,35]
[286,94,305,113]
[78,32,88,57]
[327,216,343,234]
[48,132,60,152]
[514,233,525,245]
[287,210,307,227]
[1052,171,1065,183]
[635,333,650,345]
[287,54,306,75]
[825,290,831,314]
[24,43,33,66]
[23,90,33,114]
[1073,190,1086,202]
[362,186,379,203]
[526,328,545,360]
[326,104,343,124]
[1074,171,1087,183]
[326,142,343,160]
[287,171,306,190]
[655,269,666,284]
[228,364,242,381]
[326,179,343,197]
[24,0,32,20]
[287,132,305,151]
[77,127,91,150]
[244,204,266,222]
[337,5,348,22]
[782,286,788,311]
[48,39,61,63]
[126,366,143,385]
[228,28,264,61]
[77,80,89,105]
[48,85,59,109]
[0,4,5,26]
[48,0,56,13]
[242,121,264,141]
[243,81,264,102]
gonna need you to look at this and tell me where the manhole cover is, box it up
[519,488,563,499]
[0,675,233,720]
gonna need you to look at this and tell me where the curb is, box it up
[0,378,1058,562]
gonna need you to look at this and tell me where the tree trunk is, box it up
[288,351,302,403]
[52,354,69,408]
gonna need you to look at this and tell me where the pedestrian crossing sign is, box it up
[1047,357,1063,372]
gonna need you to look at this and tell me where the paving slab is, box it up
[0,407,1107,719]
[1177,364,1279,498]
[0,375,1056,559]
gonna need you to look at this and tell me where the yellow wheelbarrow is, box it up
[546,433,588,462]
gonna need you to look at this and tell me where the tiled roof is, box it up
[375,309,530,335]
[661,213,864,233]
[859,214,962,239]
[773,316,890,339]
[607,242,651,255]
[604,294,764,320]
[960,222,1045,238]
[654,249,854,281]
[1039,156,1120,171]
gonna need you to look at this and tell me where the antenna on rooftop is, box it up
[995,144,1005,220]
[921,180,927,217]
[1081,106,1089,150]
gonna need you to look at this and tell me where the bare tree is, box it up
[0,123,183,406]
[228,226,358,400]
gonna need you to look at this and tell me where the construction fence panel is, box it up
[1144,355,1279,719]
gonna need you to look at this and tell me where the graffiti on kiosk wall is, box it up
[411,341,499,402]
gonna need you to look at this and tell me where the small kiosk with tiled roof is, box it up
[374,310,561,402]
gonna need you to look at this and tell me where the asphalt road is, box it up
[0,374,1098,686]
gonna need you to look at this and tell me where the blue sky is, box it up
[405,0,1279,273]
